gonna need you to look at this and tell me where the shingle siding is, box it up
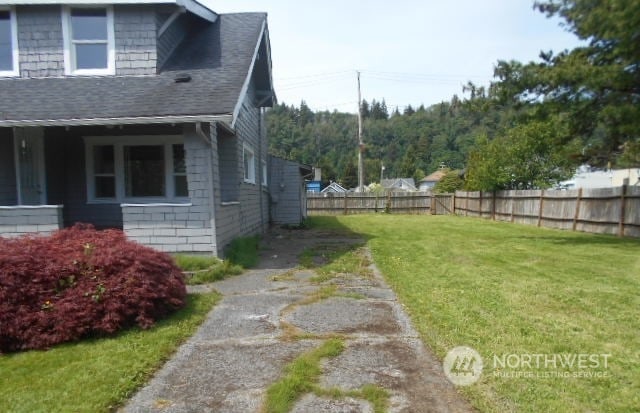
[14,5,158,78]
[16,5,65,78]
[114,5,157,76]
[212,86,269,256]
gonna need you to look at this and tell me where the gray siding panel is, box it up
[15,5,158,78]
[114,5,157,76]
[0,130,17,205]
[269,156,305,225]
[213,84,269,255]
[16,5,65,78]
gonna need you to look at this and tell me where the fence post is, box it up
[619,185,627,237]
[510,191,516,223]
[430,193,435,215]
[537,190,545,227]
[572,188,583,231]
[343,192,348,215]
[492,191,496,221]
[452,192,456,216]
[479,191,483,218]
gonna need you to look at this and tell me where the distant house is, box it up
[321,182,347,194]
[558,166,640,189]
[0,0,281,256]
[418,170,447,191]
[381,178,417,192]
[269,156,312,225]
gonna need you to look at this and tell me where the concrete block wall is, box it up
[0,205,63,237]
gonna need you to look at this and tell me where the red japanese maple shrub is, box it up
[0,224,186,352]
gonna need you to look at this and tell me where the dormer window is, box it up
[62,6,115,75]
[0,7,19,76]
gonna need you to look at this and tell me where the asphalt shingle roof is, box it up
[0,13,266,125]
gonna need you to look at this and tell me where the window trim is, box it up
[243,144,256,184]
[62,5,115,76]
[84,135,188,204]
[0,6,19,77]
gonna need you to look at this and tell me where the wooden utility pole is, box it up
[357,71,364,192]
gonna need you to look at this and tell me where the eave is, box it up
[3,0,218,22]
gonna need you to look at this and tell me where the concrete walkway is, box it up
[122,228,474,413]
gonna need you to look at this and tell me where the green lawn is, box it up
[310,215,640,412]
[0,292,220,413]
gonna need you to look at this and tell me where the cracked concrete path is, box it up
[121,227,474,413]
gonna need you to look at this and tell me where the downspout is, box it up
[195,122,218,255]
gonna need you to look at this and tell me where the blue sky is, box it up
[207,1,582,112]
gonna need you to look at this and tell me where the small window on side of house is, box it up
[243,145,255,184]
[0,8,19,76]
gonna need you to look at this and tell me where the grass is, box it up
[225,235,260,268]
[174,254,243,285]
[263,339,389,413]
[0,292,220,413]
[298,242,372,283]
[309,215,640,413]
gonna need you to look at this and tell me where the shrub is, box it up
[0,224,186,353]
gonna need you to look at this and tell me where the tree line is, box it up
[267,0,639,191]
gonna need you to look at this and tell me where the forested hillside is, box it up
[266,96,511,187]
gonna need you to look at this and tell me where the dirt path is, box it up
[122,227,474,412]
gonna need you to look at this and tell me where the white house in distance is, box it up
[559,165,640,189]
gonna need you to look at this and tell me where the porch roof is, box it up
[0,13,271,128]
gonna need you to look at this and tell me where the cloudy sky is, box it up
[207,1,582,112]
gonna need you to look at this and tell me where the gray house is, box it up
[0,0,276,256]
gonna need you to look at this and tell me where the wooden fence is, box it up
[306,186,640,237]
[454,186,640,237]
[307,192,433,215]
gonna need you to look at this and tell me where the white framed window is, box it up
[62,6,115,75]
[85,136,188,203]
[261,160,267,186]
[243,144,255,184]
[0,7,19,77]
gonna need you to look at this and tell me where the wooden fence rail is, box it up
[306,186,640,237]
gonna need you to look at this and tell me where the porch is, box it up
[0,124,219,253]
